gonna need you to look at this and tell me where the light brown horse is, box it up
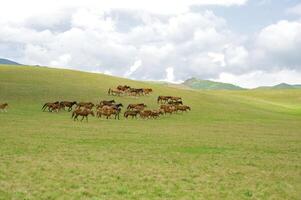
[72,109,95,122]
[97,106,121,120]
[108,88,124,96]
[76,102,94,109]
[0,103,8,112]
[143,88,153,95]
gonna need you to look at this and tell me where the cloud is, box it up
[213,70,301,88]
[1,0,301,88]
[286,3,301,16]
[124,60,142,77]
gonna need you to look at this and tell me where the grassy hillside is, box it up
[182,77,243,90]
[0,65,301,199]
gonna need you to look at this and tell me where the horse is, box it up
[157,96,172,104]
[143,88,153,95]
[160,104,176,114]
[99,100,115,106]
[76,102,94,109]
[60,101,77,111]
[42,101,59,112]
[49,103,62,112]
[97,105,121,120]
[176,105,191,112]
[139,110,153,119]
[72,109,95,122]
[151,109,164,118]
[117,85,131,91]
[124,110,140,119]
[168,100,183,105]
[127,103,146,110]
[108,88,124,96]
[0,103,8,112]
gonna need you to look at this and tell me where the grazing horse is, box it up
[60,101,77,111]
[157,96,172,104]
[72,109,95,122]
[127,103,146,110]
[42,101,59,112]
[0,103,8,112]
[124,110,140,119]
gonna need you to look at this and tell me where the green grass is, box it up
[0,65,301,199]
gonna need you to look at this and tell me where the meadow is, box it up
[0,65,300,199]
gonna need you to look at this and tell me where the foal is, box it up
[0,103,8,112]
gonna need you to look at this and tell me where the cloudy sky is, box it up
[1,0,301,88]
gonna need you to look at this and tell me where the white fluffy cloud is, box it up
[1,0,301,88]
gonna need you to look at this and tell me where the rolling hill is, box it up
[182,77,244,90]
[0,64,301,199]
[0,58,21,65]
[256,82,301,89]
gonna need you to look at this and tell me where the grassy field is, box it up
[0,65,301,199]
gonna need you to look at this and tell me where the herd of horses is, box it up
[1,85,191,122]
[41,96,190,122]
[108,85,153,96]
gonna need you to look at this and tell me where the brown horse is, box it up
[76,102,94,109]
[42,101,59,112]
[0,103,8,112]
[97,106,121,120]
[124,110,140,119]
[157,96,172,104]
[127,103,146,110]
[176,105,191,112]
[99,100,115,106]
[108,88,124,96]
[60,101,77,111]
[117,85,131,91]
[72,109,95,122]
[143,88,153,95]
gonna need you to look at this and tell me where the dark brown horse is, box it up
[72,109,95,122]
[127,103,146,110]
[157,96,172,104]
[60,101,77,111]
[0,103,8,112]
[76,102,94,109]
[124,110,140,119]
[42,101,59,112]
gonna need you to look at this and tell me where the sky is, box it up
[0,0,301,88]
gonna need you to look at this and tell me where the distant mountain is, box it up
[0,58,21,65]
[182,78,244,90]
[256,83,301,90]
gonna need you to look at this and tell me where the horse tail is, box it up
[71,111,75,119]
[157,96,160,104]
[108,88,111,95]
[42,103,47,110]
